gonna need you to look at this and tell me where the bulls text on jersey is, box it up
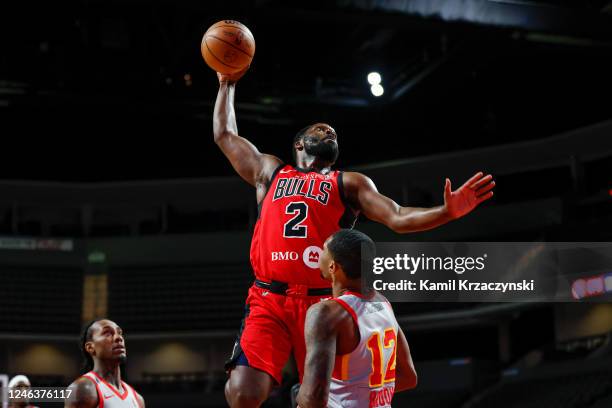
[272,177,332,205]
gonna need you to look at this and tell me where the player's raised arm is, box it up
[395,327,418,392]
[343,171,495,233]
[213,70,282,188]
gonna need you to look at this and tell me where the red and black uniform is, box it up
[226,164,357,383]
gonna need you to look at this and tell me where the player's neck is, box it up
[295,157,332,174]
[334,280,362,298]
[93,361,122,389]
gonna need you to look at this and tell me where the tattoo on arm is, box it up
[297,303,339,408]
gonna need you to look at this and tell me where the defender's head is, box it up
[293,123,339,165]
[319,229,375,282]
[80,319,126,372]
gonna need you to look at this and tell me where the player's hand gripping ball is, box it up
[201,20,255,75]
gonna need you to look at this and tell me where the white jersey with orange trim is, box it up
[81,371,142,408]
[329,291,399,408]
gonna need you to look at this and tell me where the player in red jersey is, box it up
[215,68,495,407]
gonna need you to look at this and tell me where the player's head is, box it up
[80,318,126,372]
[319,229,375,282]
[8,375,31,407]
[8,375,30,389]
[293,123,339,164]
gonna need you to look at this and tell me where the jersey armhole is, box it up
[331,298,360,356]
[257,163,286,215]
[266,163,286,191]
[331,298,358,329]
[337,171,359,228]
[337,171,349,208]
[124,382,144,408]
[79,375,104,408]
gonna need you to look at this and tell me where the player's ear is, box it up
[295,138,304,152]
[329,259,337,276]
[85,341,95,356]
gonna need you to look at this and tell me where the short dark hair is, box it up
[327,229,375,279]
[292,125,312,162]
[80,319,100,373]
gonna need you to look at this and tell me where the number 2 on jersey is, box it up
[283,202,308,238]
[366,328,397,387]
[283,201,308,238]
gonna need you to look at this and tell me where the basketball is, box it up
[201,20,255,75]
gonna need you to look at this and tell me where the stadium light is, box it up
[370,84,384,97]
[367,72,382,85]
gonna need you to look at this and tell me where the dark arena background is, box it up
[1,1,612,407]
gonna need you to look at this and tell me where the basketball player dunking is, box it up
[215,68,495,407]
[298,229,416,408]
[65,319,144,408]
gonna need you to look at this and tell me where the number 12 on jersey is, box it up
[284,202,308,238]
[366,328,397,387]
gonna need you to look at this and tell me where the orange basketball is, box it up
[201,20,255,74]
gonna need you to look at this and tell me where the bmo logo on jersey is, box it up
[271,251,299,261]
[303,246,323,269]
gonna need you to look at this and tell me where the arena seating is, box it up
[108,264,253,332]
[468,357,612,408]
[0,266,82,333]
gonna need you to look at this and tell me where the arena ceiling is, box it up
[1,0,612,181]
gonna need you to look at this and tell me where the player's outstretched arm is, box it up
[213,71,282,187]
[395,327,418,392]
[343,171,495,233]
[64,378,98,408]
[297,302,344,408]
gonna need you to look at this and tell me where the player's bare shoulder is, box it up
[259,155,284,183]
[305,299,354,337]
[254,156,284,201]
[307,299,346,322]
[64,377,98,408]
[340,171,377,205]
[342,172,375,191]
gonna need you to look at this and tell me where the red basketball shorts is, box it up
[225,284,331,384]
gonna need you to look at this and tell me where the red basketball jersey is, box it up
[250,164,357,286]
